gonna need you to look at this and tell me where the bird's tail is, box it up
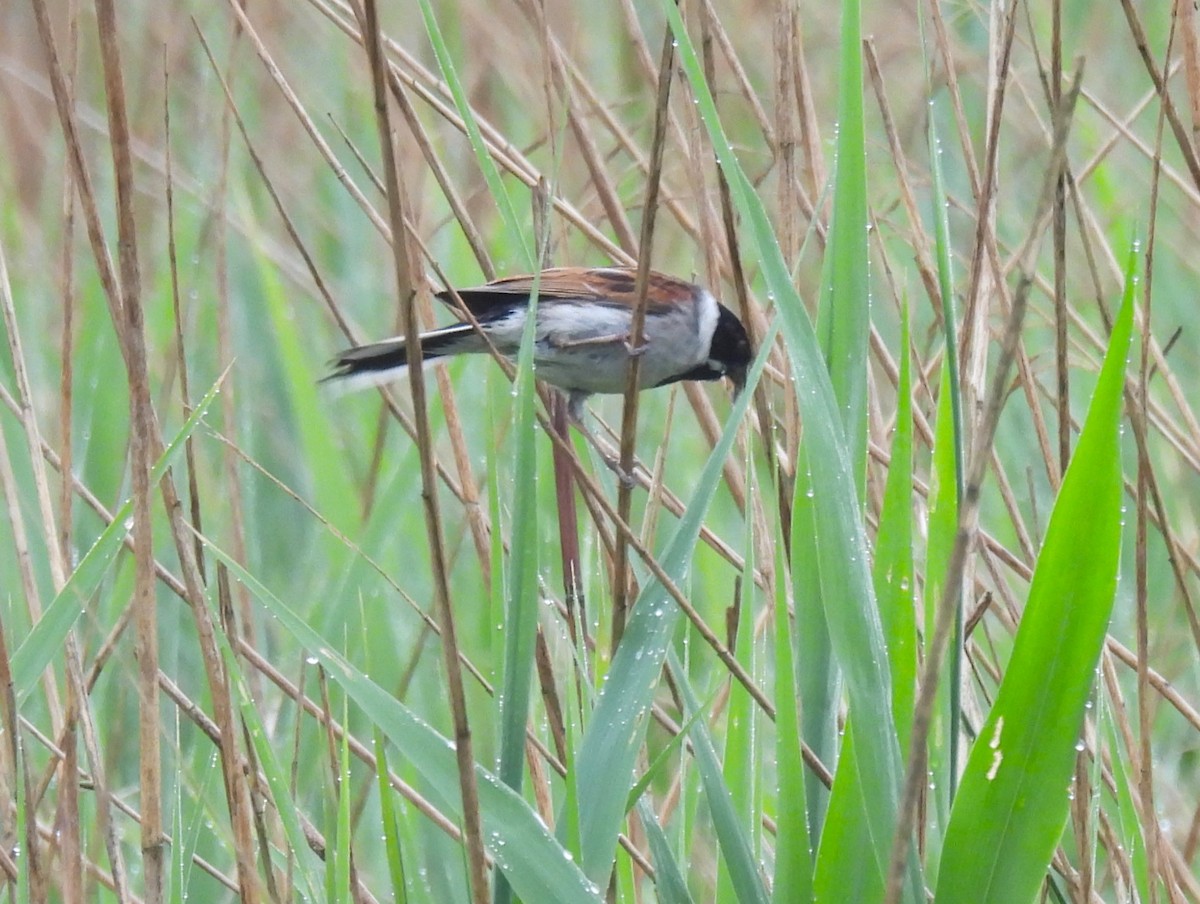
[322,323,482,390]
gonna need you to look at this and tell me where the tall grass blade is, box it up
[332,696,353,904]
[923,361,959,869]
[926,90,966,802]
[802,0,871,833]
[717,483,759,904]
[875,300,917,755]
[934,248,1136,904]
[374,728,411,903]
[659,2,916,897]
[636,797,696,904]
[791,472,836,840]
[818,0,870,486]
[814,300,917,902]
[494,267,542,904]
[668,650,770,904]
[770,518,813,904]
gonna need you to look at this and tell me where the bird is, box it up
[323,267,752,419]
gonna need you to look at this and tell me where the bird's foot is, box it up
[563,393,642,489]
[599,452,638,489]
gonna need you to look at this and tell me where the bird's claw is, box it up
[610,461,638,489]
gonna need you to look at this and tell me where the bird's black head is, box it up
[653,303,753,392]
[708,304,752,394]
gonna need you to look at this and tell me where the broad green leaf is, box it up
[814,726,876,901]
[935,247,1136,904]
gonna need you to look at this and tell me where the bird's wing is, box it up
[436,267,696,318]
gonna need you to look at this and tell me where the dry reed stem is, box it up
[1178,0,1200,148]
[1050,0,1071,477]
[55,0,80,610]
[90,1,165,896]
[1119,0,1200,188]
[865,39,942,315]
[698,2,769,512]
[359,0,490,899]
[210,14,262,708]
[611,17,674,652]
[1137,61,1172,899]
[518,0,638,255]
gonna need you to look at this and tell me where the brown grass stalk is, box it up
[89,1,165,897]
[358,1,489,900]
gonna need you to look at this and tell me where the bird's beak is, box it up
[728,365,747,399]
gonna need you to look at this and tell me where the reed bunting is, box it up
[324,267,752,417]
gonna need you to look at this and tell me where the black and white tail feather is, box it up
[322,322,487,394]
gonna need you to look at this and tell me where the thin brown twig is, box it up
[1136,33,1169,897]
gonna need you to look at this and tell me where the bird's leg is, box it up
[567,390,589,423]
[564,392,638,489]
